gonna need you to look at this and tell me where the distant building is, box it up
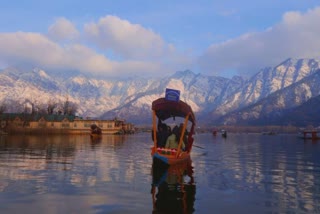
[0,113,134,135]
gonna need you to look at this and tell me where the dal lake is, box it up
[0,133,320,213]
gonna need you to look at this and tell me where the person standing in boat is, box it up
[165,126,185,150]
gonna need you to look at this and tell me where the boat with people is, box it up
[151,88,196,166]
[90,124,102,139]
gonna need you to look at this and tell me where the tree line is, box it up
[0,97,78,116]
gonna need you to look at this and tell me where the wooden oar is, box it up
[193,145,205,149]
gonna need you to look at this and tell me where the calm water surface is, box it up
[0,133,320,213]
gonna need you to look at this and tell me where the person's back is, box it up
[165,126,185,150]
[165,133,178,149]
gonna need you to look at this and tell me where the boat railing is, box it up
[156,147,177,155]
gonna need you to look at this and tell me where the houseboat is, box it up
[0,113,134,135]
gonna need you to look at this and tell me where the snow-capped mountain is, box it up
[208,58,320,119]
[217,68,320,126]
[0,58,320,126]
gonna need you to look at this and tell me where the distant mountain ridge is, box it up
[218,67,320,126]
[0,58,320,126]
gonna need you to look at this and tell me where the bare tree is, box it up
[37,103,48,115]
[63,97,78,116]
[0,103,7,114]
[63,97,70,115]
[68,102,78,116]
[22,99,35,114]
[47,99,58,115]
[9,100,24,113]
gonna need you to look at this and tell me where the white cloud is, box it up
[0,32,112,73]
[83,15,174,60]
[0,32,63,66]
[198,7,320,77]
[0,15,191,78]
[0,31,171,78]
[47,17,80,42]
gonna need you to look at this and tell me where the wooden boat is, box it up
[90,133,102,139]
[90,124,102,139]
[151,88,196,166]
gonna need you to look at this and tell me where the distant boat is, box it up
[262,131,277,135]
[221,130,227,138]
[298,130,320,140]
[212,129,218,136]
[90,124,102,139]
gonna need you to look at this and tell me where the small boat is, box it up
[212,128,218,136]
[262,131,277,135]
[151,88,196,166]
[221,129,227,138]
[298,130,320,140]
[90,124,102,138]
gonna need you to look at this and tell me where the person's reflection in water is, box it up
[151,160,196,214]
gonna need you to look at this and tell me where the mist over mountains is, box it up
[0,58,320,127]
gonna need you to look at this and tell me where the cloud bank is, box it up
[198,7,320,77]
[0,16,187,78]
[1,7,320,78]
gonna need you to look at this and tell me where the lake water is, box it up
[0,133,320,214]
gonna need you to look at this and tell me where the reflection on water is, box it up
[0,134,154,213]
[0,135,112,187]
[151,160,196,213]
[0,133,320,213]
[193,133,320,213]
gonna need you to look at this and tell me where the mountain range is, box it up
[0,58,320,127]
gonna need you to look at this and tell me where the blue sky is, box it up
[0,0,320,78]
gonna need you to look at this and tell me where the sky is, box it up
[0,0,320,79]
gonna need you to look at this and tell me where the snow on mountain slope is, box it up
[0,58,319,125]
[218,69,320,125]
[210,58,320,118]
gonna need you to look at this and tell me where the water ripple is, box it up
[0,133,320,213]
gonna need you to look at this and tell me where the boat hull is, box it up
[151,147,191,166]
[90,133,102,139]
